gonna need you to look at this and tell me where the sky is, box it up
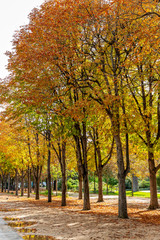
[0,0,45,79]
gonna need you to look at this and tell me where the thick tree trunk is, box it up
[79,176,83,199]
[35,177,40,200]
[61,171,66,206]
[114,134,128,218]
[98,169,103,202]
[83,167,90,210]
[15,169,18,196]
[77,168,83,200]
[148,151,159,209]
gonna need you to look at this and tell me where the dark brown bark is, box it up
[27,166,31,198]
[4,176,7,193]
[33,165,42,200]
[96,144,103,202]
[61,142,66,206]
[114,134,128,218]
[55,178,58,196]
[76,151,83,199]
[35,176,40,200]
[15,168,18,196]
[21,169,24,196]
[8,174,10,193]
[97,170,103,202]
[47,130,52,202]
[52,139,67,206]
[1,177,3,192]
[148,151,159,209]
[78,175,83,199]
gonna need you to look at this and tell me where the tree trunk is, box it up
[94,173,96,194]
[8,174,10,193]
[35,177,40,200]
[15,169,18,196]
[98,169,103,202]
[47,130,52,203]
[78,173,83,199]
[56,178,58,196]
[61,171,66,206]
[27,166,31,198]
[114,134,128,218]
[4,176,7,192]
[21,169,24,196]
[83,168,90,210]
[61,142,66,206]
[148,151,159,209]
[32,178,35,193]
[1,177,3,193]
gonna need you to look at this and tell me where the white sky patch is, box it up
[0,0,45,79]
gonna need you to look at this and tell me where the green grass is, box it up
[126,191,160,198]
[111,191,160,198]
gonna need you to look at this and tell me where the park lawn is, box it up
[126,191,160,198]
[107,191,160,198]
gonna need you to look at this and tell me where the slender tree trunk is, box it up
[35,177,40,200]
[61,142,66,206]
[15,169,18,196]
[1,177,3,193]
[148,151,159,209]
[56,178,58,196]
[46,178,48,190]
[94,173,96,193]
[8,174,10,193]
[52,178,54,191]
[27,166,31,198]
[82,122,90,210]
[98,169,103,202]
[4,176,7,193]
[47,130,52,202]
[21,169,24,196]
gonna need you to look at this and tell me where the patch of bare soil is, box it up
[0,193,160,239]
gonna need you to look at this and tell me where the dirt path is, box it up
[0,193,160,239]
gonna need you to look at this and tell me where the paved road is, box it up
[0,218,23,240]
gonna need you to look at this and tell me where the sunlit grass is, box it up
[112,191,160,198]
